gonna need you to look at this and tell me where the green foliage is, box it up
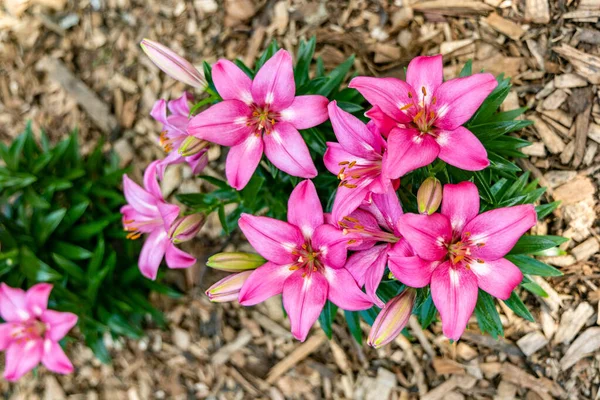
[0,125,175,363]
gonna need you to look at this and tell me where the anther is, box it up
[344,183,357,189]
[338,161,349,165]
[347,239,357,244]
[408,92,413,98]
[343,216,359,223]
[400,103,413,111]
[289,265,299,271]
[421,86,427,96]
[348,161,356,168]
[432,96,437,105]
[477,259,484,263]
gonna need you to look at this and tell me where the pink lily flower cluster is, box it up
[0,284,77,381]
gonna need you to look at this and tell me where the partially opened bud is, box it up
[206,252,266,272]
[179,136,210,157]
[141,39,207,90]
[367,288,416,349]
[417,177,442,215]
[169,214,205,243]
[206,271,253,302]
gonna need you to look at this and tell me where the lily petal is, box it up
[263,122,317,179]
[212,59,253,103]
[383,127,440,179]
[287,180,324,238]
[433,73,498,130]
[323,142,372,176]
[328,101,385,157]
[167,92,193,116]
[369,190,404,235]
[25,283,53,317]
[330,180,373,227]
[225,134,264,190]
[165,244,196,269]
[42,340,74,375]
[397,213,452,261]
[436,126,489,171]
[4,340,43,382]
[252,49,295,111]
[470,258,523,300]
[406,55,444,107]
[283,270,328,341]
[430,261,479,341]
[349,77,414,123]
[312,224,353,269]
[42,310,78,341]
[365,106,398,137]
[140,39,206,89]
[238,214,304,264]
[0,284,28,322]
[441,181,480,233]
[344,245,389,307]
[138,230,169,280]
[324,266,374,310]
[189,100,253,146]
[388,240,438,288]
[280,95,329,129]
[143,160,163,200]
[464,204,537,260]
[0,323,17,351]
[123,174,158,217]
[239,261,293,306]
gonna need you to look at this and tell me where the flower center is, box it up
[399,87,439,135]
[289,242,323,277]
[247,104,280,135]
[446,232,486,268]
[339,216,399,244]
[12,320,47,342]
[123,219,162,240]
[336,158,382,189]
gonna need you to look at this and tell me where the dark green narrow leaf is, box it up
[503,292,535,322]
[316,55,355,97]
[51,253,86,282]
[418,294,437,329]
[474,290,504,338]
[19,247,62,282]
[36,208,67,245]
[459,59,472,77]
[509,235,569,255]
[318,301,338,339]
[254,40,279,71]
[70,220,111,240]
[536,202,560,219]
[294,36,316,87]
[52,241,93,260]
[344,310,363,344]
[505,254,563,277]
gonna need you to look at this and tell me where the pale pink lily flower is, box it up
[325,101,399,224]
[342,190,405,307]
[237,180,373,341]
[367,288,416,348]
[121,161,196,280]
[206,271,253,302]
[0,283,77,381]
[141,39,207,89]
[394,182,537,340]
[150,92,209,179]
[350,55,497,177]
[189,50,329,190]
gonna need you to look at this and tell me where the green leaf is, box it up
[234,59,255,78]
[19,247,62,282]
[344,310,363,344]
[85,333,111,364]
[36,209,67,245]
[53,241,93,260]
[255,40,279,71]
[474,290,503,338]
[218,204,229,235]
[294,36,316,87]
[536,202,560,219]
[316,55,355,97]
[503,292,534,322]
[318,301,338,339]
[459,59,472,77]
[418,294,437,329]
[505,254,563,277]
[509,235,569,255]
[69,220,111,240]
[57,201,90,233]
[51,253,85,282]
[336,101,363,113]
[521,281,548,297]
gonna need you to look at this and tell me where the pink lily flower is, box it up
[325,101,398,224]
[349,55,497,177]
[0,283,77,381]
[189,49,329,190]
[121,161,196,280]
[342,190,404,307]
[394,182,537,340]
[141,39,207,89]
[237,180,373,341]
[150,92,209,179]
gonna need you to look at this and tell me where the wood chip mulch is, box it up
[1,0,600,398]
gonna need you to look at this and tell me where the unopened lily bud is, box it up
[140,39,207,90]
[179,136,209,157]
[367,288,416,349]
[205,271,252,302]
[169,214,205,243]
[417,177,442,215]
[206,252,266,272]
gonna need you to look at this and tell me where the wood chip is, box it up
[266,332,326,384]
[494,381,518,400]
[484,13,525,41]
[522,142,547,157]
[560,327,600,370]
[554,302,595,345]
[559,140,575,164]
[583,141,597,165]
[553,44,600,84]
[541,90,568,110]
[421,376,458,400]
[587,122,600,143]
[532,276,562,314]
[543,170,577,188]
[554,73,588,88]
[571,88,593,168]
[412,0,494,16]
[529,115,566,154]
[501,363,565,399]
[516,331,548,356]
[571,237,600,261]
[539,304,557,340]
[432,358,466,375]
[36,57,119,135]
[552,176,596,205]
[524,0,550,23]
[211,330,253,366]
[395,334,428,395]
[461,332,523,356]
